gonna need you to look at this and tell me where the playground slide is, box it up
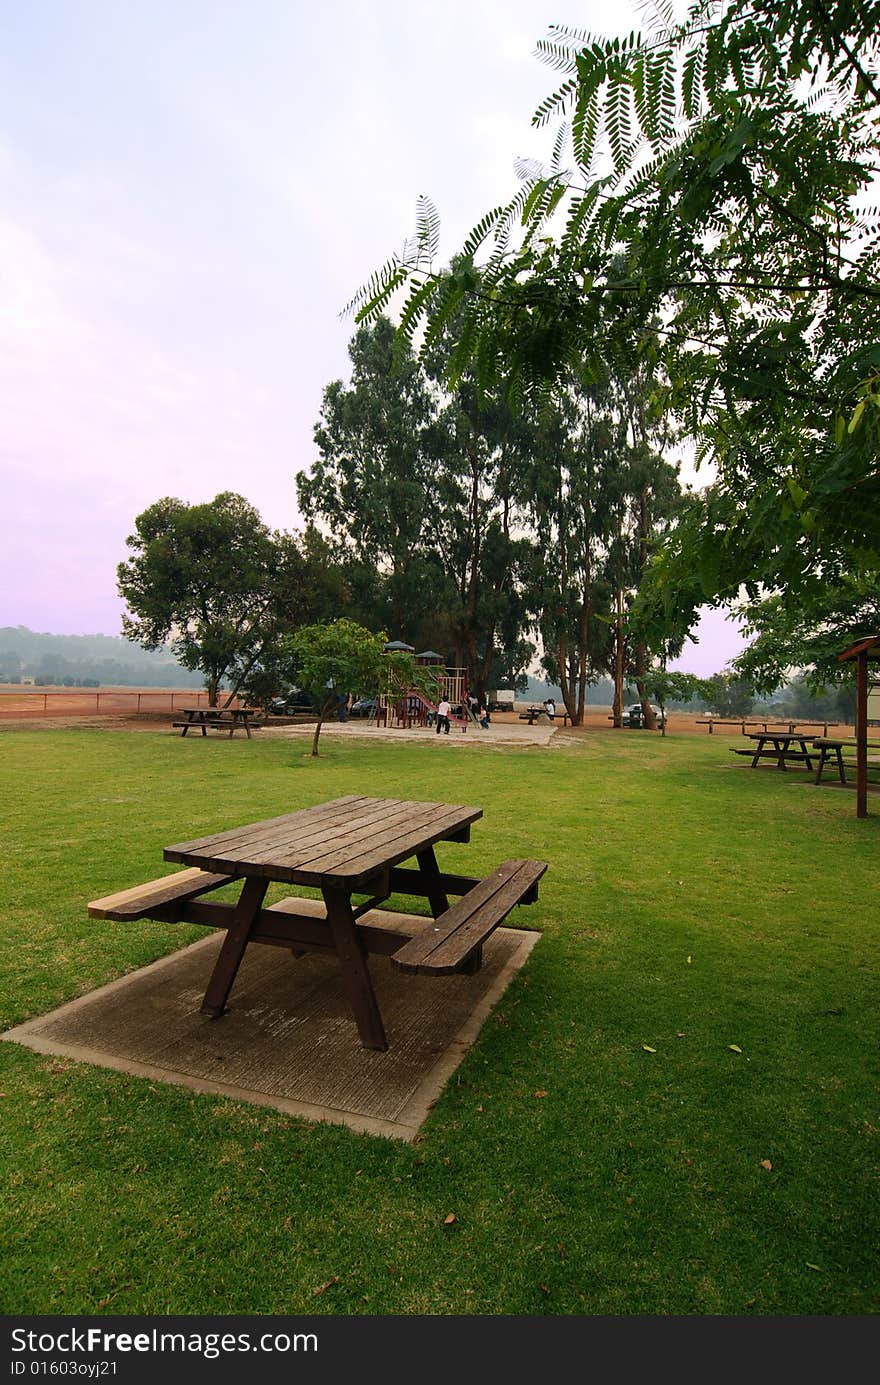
[397,690,472,731]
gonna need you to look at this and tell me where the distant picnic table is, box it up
[173,706,261,739]
[730,731,816,771]
[519,705,569,727]
[697,718,839,736]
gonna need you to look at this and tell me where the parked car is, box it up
[269,689,314,716]
[349,697,378,718]
[626,702,666,729]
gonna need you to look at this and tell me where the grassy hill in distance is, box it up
[0,626,202,688]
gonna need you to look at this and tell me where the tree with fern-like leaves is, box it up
[351,0,880,652]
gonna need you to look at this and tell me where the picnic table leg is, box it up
[322,885,387,1051]
[200,876,269,1017]
[415,845,450,917]
[750,740,763,768]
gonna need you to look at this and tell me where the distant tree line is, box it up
[116,315,688,720]
[116,308,869,718]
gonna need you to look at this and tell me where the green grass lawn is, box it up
[1,726,877,1315]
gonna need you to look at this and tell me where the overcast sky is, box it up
[0,0,745,676]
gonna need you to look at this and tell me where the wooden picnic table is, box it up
[173,706,261,738]
[811,736,880,786]
[88,796,547,1051]
[732,731,816,771]
[519,705,569,727]
[698,718,839,735]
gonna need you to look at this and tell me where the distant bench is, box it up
[812,737,880,785]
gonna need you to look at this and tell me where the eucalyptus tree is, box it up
[420,376,532,698]
[352,0,880,637]
[302,304,533,698]
[297,316,441,643]
[516,385,615,725]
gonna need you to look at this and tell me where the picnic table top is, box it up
[179,705,254,715]
[164,795,483,889]
[745,730,812,742]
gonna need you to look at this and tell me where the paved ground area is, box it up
[4,906,539,1142]
[260,719,560,748]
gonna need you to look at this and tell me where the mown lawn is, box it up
[1,726,877,1315]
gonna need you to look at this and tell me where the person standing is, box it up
[544,698,556,720]
[436,697,451,734]
[479,704,490,729]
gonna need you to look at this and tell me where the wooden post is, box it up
[856,649,868,819]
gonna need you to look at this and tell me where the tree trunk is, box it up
[635,643,657,729]
[310,716,324,757]
[612,589,625,727]
[635,487,656,729]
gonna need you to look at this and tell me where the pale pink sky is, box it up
[0,0,745,677]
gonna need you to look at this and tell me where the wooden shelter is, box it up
[837,636,880,818]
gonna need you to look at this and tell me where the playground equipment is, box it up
[369,645,479,731]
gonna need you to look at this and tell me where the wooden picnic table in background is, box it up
[172,706,261,738]
[698,718,840,735]
[730,731,816,771]
[519,705,570,727]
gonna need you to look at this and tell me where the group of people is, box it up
[434,696,491,734]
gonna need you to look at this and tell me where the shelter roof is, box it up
[838,636,880,662]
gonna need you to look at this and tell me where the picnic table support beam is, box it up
[414,845,450,918]
[200,876,269,1017]
[322,884,388,1051]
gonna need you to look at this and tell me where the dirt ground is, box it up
[0,703,856,740]
[0,682,855,737]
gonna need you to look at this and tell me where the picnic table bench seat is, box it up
[88,868,231,920]
[391,858,547,976]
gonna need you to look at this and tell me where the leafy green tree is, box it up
[298,317,442,643]
[732,579,880,691]
[118,494,343,706]
[702,670,755,718]
[354,0,880,641]
[286,619,388,756]
[300,308,534,700]
[642,668,704,737]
